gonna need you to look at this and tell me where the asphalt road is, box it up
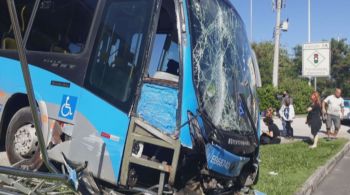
[312,149,350,195]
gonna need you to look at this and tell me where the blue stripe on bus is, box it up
[0,56,129,183]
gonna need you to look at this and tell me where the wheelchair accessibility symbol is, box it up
[59,95,78,120]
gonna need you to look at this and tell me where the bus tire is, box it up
[5,107,43,170]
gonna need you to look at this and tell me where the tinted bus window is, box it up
[86,0,155,112]
[26,0,97,54]
[0,0,34,50]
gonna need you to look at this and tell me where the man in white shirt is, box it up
[322,88,345,137]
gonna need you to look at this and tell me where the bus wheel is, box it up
[5,107,43,170]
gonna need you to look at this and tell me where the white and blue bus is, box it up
[0,0,261,193]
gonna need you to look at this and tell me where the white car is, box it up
[343,99,350,122]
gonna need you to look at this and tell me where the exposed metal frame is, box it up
[120,117,181,194]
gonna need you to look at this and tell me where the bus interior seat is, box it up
[2,37,17,50]
[165,59,179,75]
[153,72,179,83]
[153,59,179,82]
[51,45,68,53]
[0,5,30,50]
[1,25,15,50]
[27,30,55,52]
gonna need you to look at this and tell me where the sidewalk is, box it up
[312,149,350,195]
[261,116,350,143]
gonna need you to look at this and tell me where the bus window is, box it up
[86,0,156,112]
[147,0,180,83]
[26,0,97,54]
[0,0,34,50]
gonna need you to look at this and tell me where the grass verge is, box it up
[254,138,348,195]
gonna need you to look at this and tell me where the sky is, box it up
[230,0,350,54]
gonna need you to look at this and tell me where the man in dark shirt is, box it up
[260,117,281,145]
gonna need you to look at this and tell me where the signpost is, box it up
[302,42,331,90]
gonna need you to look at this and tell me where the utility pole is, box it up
[308,0,311,43]
[272,0,282,87]
[308,0,312,87]
[308,0,316,91]
[250,0,253,42]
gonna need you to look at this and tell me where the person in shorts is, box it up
[322,88,345,138]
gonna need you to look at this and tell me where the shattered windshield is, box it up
[188,0,259,133]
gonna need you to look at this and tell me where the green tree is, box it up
[330,38,350,96]
[280,79,313,114]
[292,45,302,76]
[252,42,274,86]
[252,42,296,86]
[253,42,315,114]
[253,39,350,114]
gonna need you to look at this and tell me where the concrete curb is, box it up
[295,141,350,195]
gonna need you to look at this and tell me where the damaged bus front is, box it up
[0,0,261,193]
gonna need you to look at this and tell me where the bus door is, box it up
[66,0,158,185]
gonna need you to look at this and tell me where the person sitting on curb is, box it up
[260,117,281,145]
[265,107,274,119]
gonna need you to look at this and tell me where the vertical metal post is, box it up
[250,0,253,42]
[6,0,58,173]
[314,77,317,91]
[308,0,311,43]
[308,0,317,90]
[308,0,314,87]
[272,0,281,88]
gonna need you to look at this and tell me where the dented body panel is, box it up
[0,0,261,191]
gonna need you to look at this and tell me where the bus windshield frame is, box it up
[187,0,259,135]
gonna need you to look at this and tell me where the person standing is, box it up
[280,90,293,135]
[306,91,322,148]
[281,90,293,105]
[322,88,345,138]
[279,98,295,138]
